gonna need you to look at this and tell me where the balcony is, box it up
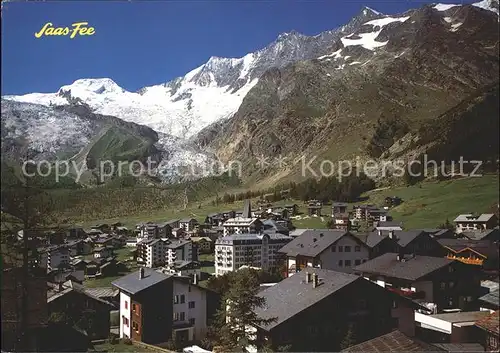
[446,255,483,265]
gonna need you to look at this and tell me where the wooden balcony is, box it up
[446,255,484,265]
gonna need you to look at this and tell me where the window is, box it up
[174,295,179,304]
[188,286,191,292]
[173,312,179,321]
[189,301,195,309]
[344,246,351,252]
[488,335,499,350]
[440,282,446,290]
[338,246,343,252]
[180,312,185,321]
[355,246,361,252]
[345,260,351,267]
[180,295,185,304]
[392,300,398,309]
[124,301,128,309]
[362,259,367,263]
[331,246,336,252]
[132,321,139,333]
[189,318,196,325]
[123,317,129,327]
[449,281,455,288]
[355,259,361,266]
[338,260,343,267]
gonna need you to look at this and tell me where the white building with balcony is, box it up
[137,238,192,268]
[214,233,292,277]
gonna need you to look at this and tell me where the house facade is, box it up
[38,245,70,271]
[454,214,498,234]
[179,219,199,233]
[279,230,370,276]
[475,310,499,352]
[112,269,219,345]
[354,253,483,313]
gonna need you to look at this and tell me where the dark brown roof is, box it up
[341,330,435,352]
[353,253,454,281]
[475,310,499,335]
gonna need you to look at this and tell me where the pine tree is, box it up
[340,323,357,350]
[211,269,277,351]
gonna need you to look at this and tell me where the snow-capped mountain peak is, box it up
[60,78,124,95]
[362,6,383,16]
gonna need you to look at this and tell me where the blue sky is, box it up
[2,0,467,95]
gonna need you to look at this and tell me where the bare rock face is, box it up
[195,3,499,184]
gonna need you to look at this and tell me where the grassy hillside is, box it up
[69,174,498,231]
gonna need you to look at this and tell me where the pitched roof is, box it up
[254,268,360,331]
[353,253,454,281]
[479,289,499,308]
[460,228,499,240]
[454,214,496,223]
[341,330,434,352]
[438,239,498,257]
[475,310,499,335]
[112,268,170,295]
[277,230,350,257]
[354,232,393,248]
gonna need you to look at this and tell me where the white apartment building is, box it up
[222,218,262,236]
[37,245,70,272]
[137,239,192,268]
[214,233,292,277]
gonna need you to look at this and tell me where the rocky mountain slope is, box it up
[2,0,498,187]
[2,6,387,139]
[195,2,499,186]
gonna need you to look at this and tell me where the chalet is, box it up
[47,280,113,339]
[478,289,499,312]
[179,218,199,232]
[111,222,123,231]
[355,230,445,258]
[458,227,500,241]
[353,205,377,220]
[84,257,117,278]
[269,207,289,219]
[252,268,426,352]
[94,245,114,259]
[331,213,351,230]
[87,228,103,236]
[438,239,499,269]
[414,310,490,344]
[307,205,322,216]
[354,253,483,313]
[161,260,202,278]
[204,213,224,226]
[172,227,186,238]
[94,236,114,248]
[332,202,349,215]
[475,310,499,352]
[454,214,498,234]
[284,204,299,216]
[385,196,403,207]
[115,226,129,235]
[112,268,219,345]
[278,230,370,276]
[66,239,92,256]
[190,237,213,253]
[48,269,85,284]
[262,219,290,236]
[222,210,236,219]
[166,219,180,229]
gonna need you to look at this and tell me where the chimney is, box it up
[378,230,382,236]
[305,272,312,283]
[389,230,395,239]
[193,273,198,285]
[139,267,145,279]
[312,273,319,288]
